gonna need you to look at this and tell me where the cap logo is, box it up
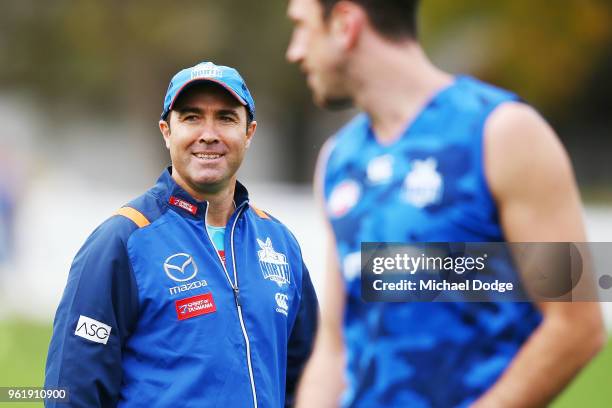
[191,62,223,79]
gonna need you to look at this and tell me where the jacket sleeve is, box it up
[285,262,319,408]
[44,216,140,408]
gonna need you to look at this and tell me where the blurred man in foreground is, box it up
[45,61,317,407]
[286,0,604,406]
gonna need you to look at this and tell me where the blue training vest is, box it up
[322,76,542,408]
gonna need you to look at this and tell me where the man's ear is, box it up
[159,119,171,149]
[329,1,365,50]
[245,120,257,149]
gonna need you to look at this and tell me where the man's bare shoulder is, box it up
[485,102,555,143]
[483,101,573,202]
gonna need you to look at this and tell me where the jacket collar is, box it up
[153,167,250,219]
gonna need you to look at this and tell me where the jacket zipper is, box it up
[204,204,258,408]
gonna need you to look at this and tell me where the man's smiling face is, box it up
[159,82,256,198]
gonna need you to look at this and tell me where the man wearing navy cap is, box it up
[45,61,318,408]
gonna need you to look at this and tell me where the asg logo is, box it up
[164,253,198,282]
[275,293,289,316]
[74,315,111,345]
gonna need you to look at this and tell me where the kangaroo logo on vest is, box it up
[403,157,444,208]
[257,237,291,287]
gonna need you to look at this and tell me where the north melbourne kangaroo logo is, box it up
[403,157,444,208]
[257,238,291,287]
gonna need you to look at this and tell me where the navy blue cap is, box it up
[161,61,255,121]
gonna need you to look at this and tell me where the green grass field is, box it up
[0,320,50,407]
[0,319,610,406]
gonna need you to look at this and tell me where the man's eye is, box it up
[220,116,236,123]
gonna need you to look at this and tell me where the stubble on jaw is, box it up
[319,95,354,110]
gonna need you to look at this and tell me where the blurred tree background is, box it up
[0,0,610,187]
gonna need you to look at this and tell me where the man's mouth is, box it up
[193,153,223,160]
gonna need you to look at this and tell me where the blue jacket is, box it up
[45,168,318,407]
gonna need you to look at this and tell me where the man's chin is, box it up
[315,93,353,111]
[189,173,230,194]
[193,177,224,189]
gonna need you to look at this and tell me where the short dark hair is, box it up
[319,0,420,41]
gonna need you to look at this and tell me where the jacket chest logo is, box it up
[164,253,199,282]
[275,293,289,316]
[257,238,291,287]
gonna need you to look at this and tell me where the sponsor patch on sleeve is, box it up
[74,315,112,345]
[175,293,217,320]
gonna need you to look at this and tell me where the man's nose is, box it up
[198,123,219,144]
[286,33,304,63]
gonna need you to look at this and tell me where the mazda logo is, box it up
[164,253,198,282]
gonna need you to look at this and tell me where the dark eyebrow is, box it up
[217,109,240,117]
[174,106,203,116]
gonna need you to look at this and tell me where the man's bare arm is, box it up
[296,140,346,407]
[295,232,346,408]
[473,103,605,407]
